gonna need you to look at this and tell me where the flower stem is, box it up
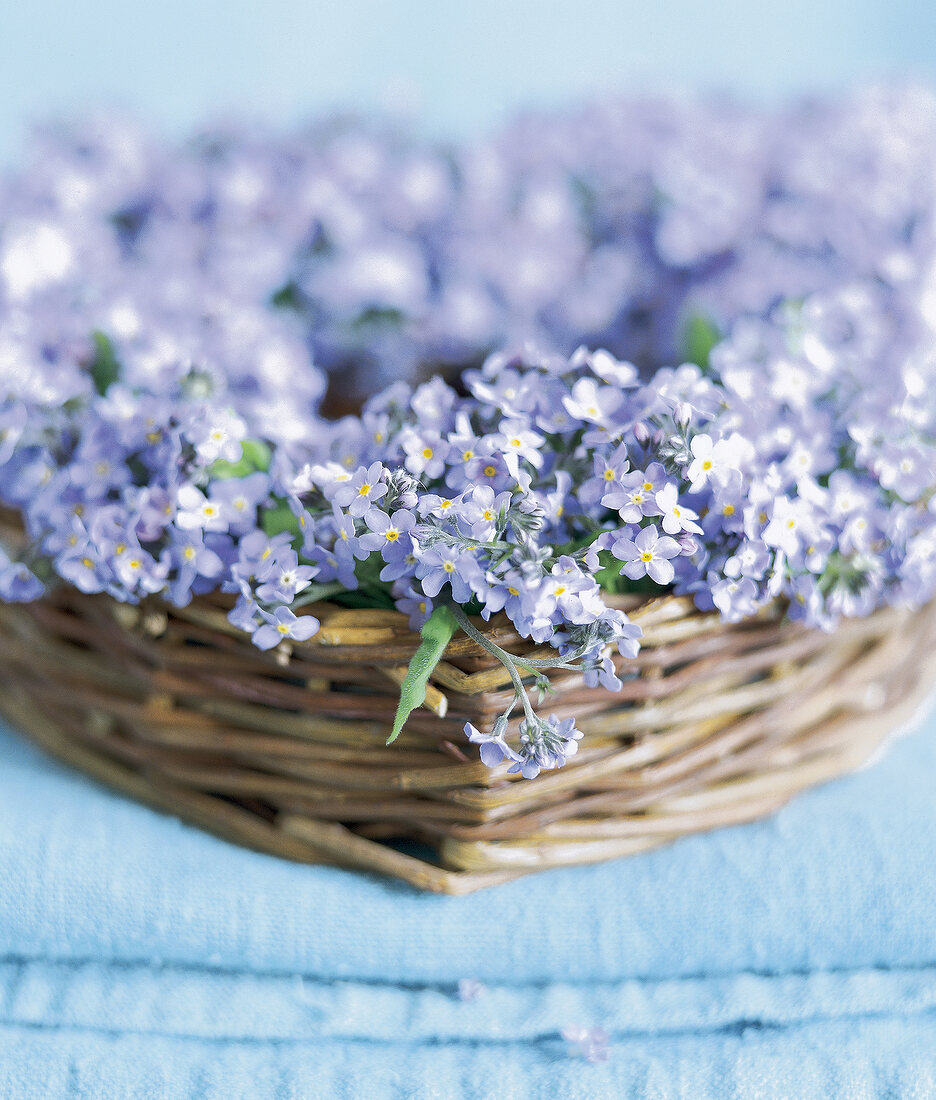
[449,604,537,724]
[289,580,350,607]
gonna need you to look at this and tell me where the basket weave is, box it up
[1,580,934,894]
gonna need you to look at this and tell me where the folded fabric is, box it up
[1,695,935,1099]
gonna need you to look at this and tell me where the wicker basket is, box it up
[1,580,934,894]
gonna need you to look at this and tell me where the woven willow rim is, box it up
[1,588,934,894]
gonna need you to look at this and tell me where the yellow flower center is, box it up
[442,561,456,573]
[507,586,519,596]
[702,460,712,470]
[722,504,735,516]
[643,481,653,491]
[358,483,371,496]
[462,449,474,461]
[422,447,433,460]
[554,585,567,596]
[640,551,653,563]
[483,465,497,477]
[385,529,400,541]
[604,469,615,481]
[184,547,196,561]
[82,558,94,569]
[277,623,291,634]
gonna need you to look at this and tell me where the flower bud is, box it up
[633,420,651,445]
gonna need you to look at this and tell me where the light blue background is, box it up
[1,0,935,157]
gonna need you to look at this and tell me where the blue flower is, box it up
[465,722,521,768]
[602,470,663,525]
[57,547,108,594]
[252,606,320,650]
[416,546,480,603]
[394,583,434,630]
[255,548,318,603]
[175,485,229,533]
[508,715,583,779]
[612,524,682,586]
[168,529,224,606]
[210,472,271,533]
[333,462,388,518]
[0,556,43,601]
[401,429,448,480]
[358,508,417,558]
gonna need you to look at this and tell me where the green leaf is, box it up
[209,439,272,480]
[330,586,397,611]
[680,313,721,372]
[261,498,301,539]
[593,549,626,594]
[350,306,406,331]
[387,605,458,744]
[354,553,389,590]
[269,281,305,311]
[89,331,121,396]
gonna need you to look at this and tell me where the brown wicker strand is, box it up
[1,585,933,893]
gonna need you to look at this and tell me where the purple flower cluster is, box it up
[0,87,934,776]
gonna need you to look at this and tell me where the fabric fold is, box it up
[3,1017,936,1100]
[2,957,936,1044]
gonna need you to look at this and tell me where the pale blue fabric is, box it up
[1,696,935,1099]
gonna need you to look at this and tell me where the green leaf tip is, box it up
[260,497,301,539]
[680,312,721,372]
[210,439,272,480]
[90,331,121,396]
[387,605,458,744]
